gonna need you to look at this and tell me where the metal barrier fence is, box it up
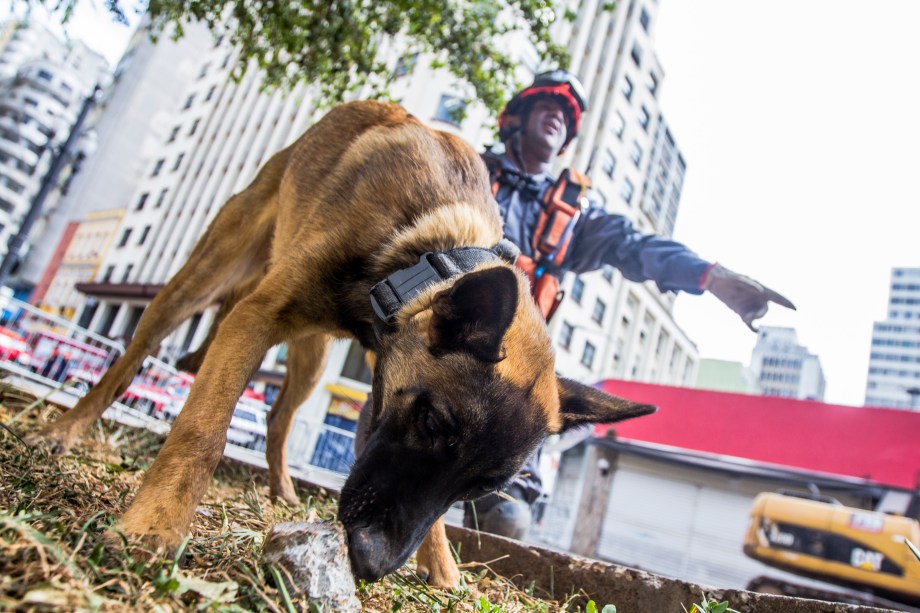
[0,295,354,484]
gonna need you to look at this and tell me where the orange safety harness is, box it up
[487,157,590,321]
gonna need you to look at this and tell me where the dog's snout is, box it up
[347,526,390,582]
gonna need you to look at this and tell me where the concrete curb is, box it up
[443,526,895,613]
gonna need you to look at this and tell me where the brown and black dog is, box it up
[28,100,654,587]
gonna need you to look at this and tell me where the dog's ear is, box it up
[554,377,656,433]
[428,266,518,362]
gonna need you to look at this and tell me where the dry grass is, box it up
[0,381,599,612]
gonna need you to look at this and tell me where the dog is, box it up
[28,100,655,587]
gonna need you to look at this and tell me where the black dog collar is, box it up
[370,239,520,342]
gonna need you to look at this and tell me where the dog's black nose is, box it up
[347,527,390,582]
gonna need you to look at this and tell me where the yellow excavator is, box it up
[743,490,920,609]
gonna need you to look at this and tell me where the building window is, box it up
[138,225,151,245]
[155,188,168,207]
[630,43,642,67]
[122,264,133,282]
[647,72,659,97]
[150,158,164,177]
[559,321,574,350]
[172,153,184,171]
[394,52,419,78]
[434,94,466,126]
[621,178,634,204]
[601,149,616,178]
[205,85,217,102]
[639,7,651,32]
[167,125,180,143]
[101,265,114,282]
[189,118,200,136]
[37,69,53,81]
[572,277,585,303]
[592,299,606,324]
[612,111,625,138]
[622,76,634,102]
[594,190,607,209]
[639,106,650,131]
[198,62,210,79]
[581,341,596,369]
[182,94,195,110]
[135,192,149,210]
[602,265,614,283]
[117,228,132,247]
[630,141,643,167]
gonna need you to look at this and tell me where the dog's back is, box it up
[273,101,499,260]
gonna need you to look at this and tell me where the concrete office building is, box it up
[865,267,920,410]
[36,19,214,319]
[750,326,825,401]
[0,20,109,293]
[543,0,699,386]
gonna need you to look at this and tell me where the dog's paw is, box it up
[269,477,300,506]
[23,429,74,455]
[416,561,461,589]
[101,525,182,562]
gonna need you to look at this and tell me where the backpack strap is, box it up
[532,167,589,266]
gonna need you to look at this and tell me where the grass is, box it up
[0,381,606,612]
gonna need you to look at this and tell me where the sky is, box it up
[3,1,919,407]
[655,1,920,407]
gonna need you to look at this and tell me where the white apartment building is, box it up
[70,1,699,468]
[750,326,826,401]
[0,20,110,293]
[865,267,920,410]
[41,19,214,321]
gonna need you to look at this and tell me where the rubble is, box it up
[261,520,359,612]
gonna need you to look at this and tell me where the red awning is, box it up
[596,379,920,490]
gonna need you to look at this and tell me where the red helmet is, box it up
[498,70,588,154]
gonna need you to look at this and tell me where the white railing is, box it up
[0,295,352,488]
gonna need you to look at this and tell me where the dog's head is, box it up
[339,265,655,581]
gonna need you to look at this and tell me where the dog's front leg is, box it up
[118,295,281,552]
[415,517,461,588]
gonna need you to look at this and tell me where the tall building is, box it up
[750,326,825,401]
[24,18,213,312]
[865,267,920,410]
[66,1,700,467]
[545,0,699,386]
[0,20,110,293]
[33,208,124,321]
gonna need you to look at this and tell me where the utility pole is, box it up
[0,84,102,288]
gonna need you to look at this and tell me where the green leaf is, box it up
[586,601,597,613]
[601,606,617,613]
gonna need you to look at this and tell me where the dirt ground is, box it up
[0,381,601,612]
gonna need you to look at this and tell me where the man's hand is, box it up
[703,264,796,332]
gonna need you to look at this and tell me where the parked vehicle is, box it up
[0,327,31,367]
[26,330,116,384]
[164,390,268,452]
[228,397,269,451]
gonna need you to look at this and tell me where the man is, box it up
[464,70,795,538]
